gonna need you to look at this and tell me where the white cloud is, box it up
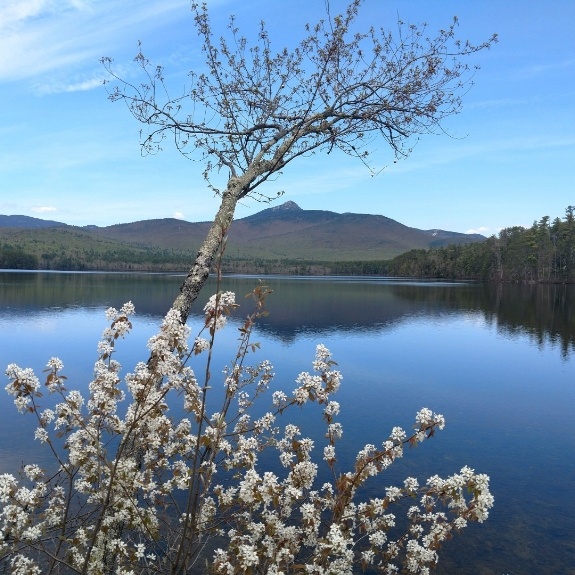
[0,1,72,27]
[31,206,57,213]
[0,1,94,81]
[465,226,491,235]
[467,96,533,110]
[383,133,575,178]
[41,76,104,94]
[0,0,190,84]
[173,211,185,219]
[518,58,575,80]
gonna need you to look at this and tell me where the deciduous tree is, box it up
[0,5,500,573]
[102,0,496,320]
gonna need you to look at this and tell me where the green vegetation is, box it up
[0,227,392,275]
[218,257,388,275]
[4,207,574,283]
[387,207,575,282]
[0,210,471,274]
[0,227,194,272]
[0,244,38,269]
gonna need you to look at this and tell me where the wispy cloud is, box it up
[0,0,94,82]
[274,131,575,198]
[31,206,57,213]
[467,96,534,110]
[517,58,575,79]
[465,226,492,235]
[0,0,190,84]
[384,133,575,176]
[37,75,105,94]
[0,0,80,28]
[0,126,132,173]
[173,211,185,219]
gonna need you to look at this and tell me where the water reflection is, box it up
[1,272,574,575]
[4,272,572,356]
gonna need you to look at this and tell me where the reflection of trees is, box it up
[250,280,484,342]
[223,278,575,357]
[486,283,575,358]
[364,281,575,357]
[0,272,185,315]
[2,272,574,356]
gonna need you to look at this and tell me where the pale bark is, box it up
[101,189,241,575]
[95,4,497,570]
[171,187,239,322]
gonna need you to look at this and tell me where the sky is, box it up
[1,0,574,236]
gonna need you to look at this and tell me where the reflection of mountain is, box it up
[232,277,481,342]
[1,272,574,356]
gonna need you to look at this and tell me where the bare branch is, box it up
[103,0,496,203]
[101,0,497,323]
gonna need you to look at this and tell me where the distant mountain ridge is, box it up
[0,202,485,266]
[0,214,67,229]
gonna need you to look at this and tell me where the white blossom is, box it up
[194,336,210,352]
[404,477,419,492]
[1,297,494,575]
[323,445,336,461]
[10,555,41,575]
[204,291,237,331]
[46,357,64,371]
[34,428,49,443]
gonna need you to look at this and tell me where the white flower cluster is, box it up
[293,344,342,405]
[204,290,237,332]
[2,290,494,575]
[5,364,41,413]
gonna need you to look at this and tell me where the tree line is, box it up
[0,244,39,269]
[5,205,575,282]
[387,206,575,282]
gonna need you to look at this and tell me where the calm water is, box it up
[1,271,574,575]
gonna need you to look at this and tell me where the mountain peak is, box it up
[271,201,302,212]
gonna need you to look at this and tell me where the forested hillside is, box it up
[4,206,574,281]
[0,245,38,270]
[387,207,575,282]
[0,203,483,272]
[0,227,193,271]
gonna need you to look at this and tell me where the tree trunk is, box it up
[171,188,239,322]
[101,187,239,575]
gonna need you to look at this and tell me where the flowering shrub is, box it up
[1,285,493,575]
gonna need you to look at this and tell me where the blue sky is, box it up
[1,0,574,235]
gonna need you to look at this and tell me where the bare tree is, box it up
[102,0,496,320]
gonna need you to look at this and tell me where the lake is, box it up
[1,271,574,574]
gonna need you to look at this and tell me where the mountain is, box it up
[0,214,67,229]
[82,201,484,259]
[0,203,486,271]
